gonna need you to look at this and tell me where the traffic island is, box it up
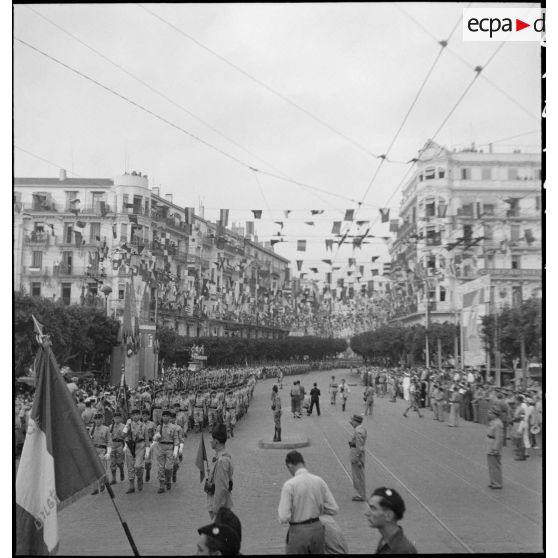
[258,436,310,449]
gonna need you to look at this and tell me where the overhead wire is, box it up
[15,146,85,178]
[14,37,379,209]
[136,3,410,165]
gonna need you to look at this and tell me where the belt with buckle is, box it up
[289,517,319,526]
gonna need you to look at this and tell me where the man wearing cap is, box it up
[122,408,149,494]
[486,406,504,489]
[208,390,220,430]
[278,450,339,554]
[309,383,321,417]
[196,522,240,556]
[193,391,205,433]
[153,409,179,493]
[365,487,417,554]
[109,411,126,484]
[349,414,367,501]
[205,424,234,520]
[170,410,185,483]
[89,412,112,495]
[224,390,238,439]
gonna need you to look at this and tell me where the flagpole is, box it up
[104,482,140,556]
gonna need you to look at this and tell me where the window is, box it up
[483,203,495,216]
[510,224,521,241]
[122,194,129,213]
[133,195,143,215]
[32,251,42,269]
[485,254,495,269]
[426,228,440,246]
[62,251,73,274]
[460,203,474,216]
[508,168,519,180]
[90,222,101,243]
[481,167,492,180]
[506,198,520,217]
[512,286,522,307]
[424,167,436,180]
[31,282,41,297]
[61,283,72,305]
[120,223,128,241]
[460,168,471,180]
[64,222,74,244]
[418,173,423,182]
[463,224,473,241]
[483,224,493,240]
[425,202,436,217]
[438,168,445,179]
[439,287,446,302]
[119,286,125,300]
[511,255,521,270]
[427,255,436,269]
[65,191,78,209]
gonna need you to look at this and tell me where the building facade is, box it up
[14,170,291,340]
[388,140,542,337]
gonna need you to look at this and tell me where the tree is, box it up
[14,293,120,377]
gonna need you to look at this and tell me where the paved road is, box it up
[57,368,543,555]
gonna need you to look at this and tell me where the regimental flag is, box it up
[311,210,324,215]
[296,260,303,271]
[251,210,262,219]
[325,239,333,252]
[112,223,117,239]
[371,256,379,262]
[322,259,332,265]
[379,208,390,223]
[304,221,315,227]
[16,333,106,555]
[297,240,306,252]
[185,207,195,224]
[331,222,342,235]
[344,209,354,221]
[195,432,208,483]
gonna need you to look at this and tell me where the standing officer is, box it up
[90,412,112,495]
[153,409,179,493]
[205,423,234,520]
[363,384,375,417]
[271,384,282,442]
[170,411,185,483]
[109,411,126,484]
[141,409,155,483]
[309,383,321,416]
[487,406,504,489]
[122,408,149,494]
[349,414,367,502]
[339,379,350,412]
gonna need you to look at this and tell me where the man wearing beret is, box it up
[153,409,179,493]
[206,423,234,520]
[486,406,504,489]
[196,522,240,555]
[349,414,367,502]
[122,408,150,494]
[109,411,126,485]
[365,487,417,554]
[89,412,112,495]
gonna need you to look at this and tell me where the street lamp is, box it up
[101,285,112,316]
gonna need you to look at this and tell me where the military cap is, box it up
[197,523,240,555]
[93,412,103,419]
[169,410,176,418]
[371,487,406,520]
[351,414,363,424]
[130,408,141,415]
[162,409,171,417]
[114,411,122,417]
[212,423,227,444]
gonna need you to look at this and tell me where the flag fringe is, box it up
[57,476,106,513]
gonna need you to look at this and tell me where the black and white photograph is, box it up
[13,2,545,555]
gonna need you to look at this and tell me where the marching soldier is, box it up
[152,390,165,427]
[90,412,112,495]
[109,411,126,484]
[202,389,211,429]
[169,411,185,483]
[187,389,196,431]
[208,390,220,430]
[153,409,179,493]
[141,409,155,483]
[271,384,282,442]
[193,390,205,433]
[176,402,189,437]
[122,408,149,494]
[224,390,237,438]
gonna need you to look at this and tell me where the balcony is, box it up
[75,203,112,216]
[24,232,51,245]
[23,265,49,276]
[53,263,73,276]
[478,268,542,280]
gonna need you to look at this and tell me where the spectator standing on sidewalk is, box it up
[291,381,301,419]
[278,450,339,554]
[365,487,417,554]
[486,407,504,489]
[271,384,282,442]
[364,385,375,416]
[309,383,321,416]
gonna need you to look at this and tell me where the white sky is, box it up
[13,2,541,276]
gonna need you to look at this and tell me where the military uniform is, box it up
[109,414,126,484]
[123,410,149,493]
[193,392,205,433]
[224,391,237,438]
[207,392,220,430]
[349,415,367,501]
[90,413,112,494]
[154,412,179,493]
[170,412,185,483]
[142,411,155,482]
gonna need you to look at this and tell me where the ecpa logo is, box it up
[463,8,545,42]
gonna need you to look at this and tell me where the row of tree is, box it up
[350,322,459,366]
[157,328,348,367]
[481,298,542,367]
[14,293,120,377]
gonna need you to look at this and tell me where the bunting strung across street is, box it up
[322,259,332,265]
[331,221,341,235]
[371,256,379,262]
[297,240,307,252]
[304,221,315,226]
[284,210,291,218]
[380,208,390,222]
[296,260,303,271]
[344,209,354,221]
[325,239,333,251]
[274,221,284,230]
[246,221,254,235]
[252,210,262,219]
[311,210,324,215]
[389,219,399,233]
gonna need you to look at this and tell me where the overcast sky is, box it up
[13,2,541,277]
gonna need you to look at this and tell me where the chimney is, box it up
[152,186,160,197]
[59,168,67,181]
[165,193,173,204]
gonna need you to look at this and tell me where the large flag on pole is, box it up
[195,432,208,482]
[16,324,106,555]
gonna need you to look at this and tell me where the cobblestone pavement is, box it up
[57,368,543,555]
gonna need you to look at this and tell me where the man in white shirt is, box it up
[278,450,339,554]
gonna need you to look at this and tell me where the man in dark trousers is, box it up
[309,383,321,416]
